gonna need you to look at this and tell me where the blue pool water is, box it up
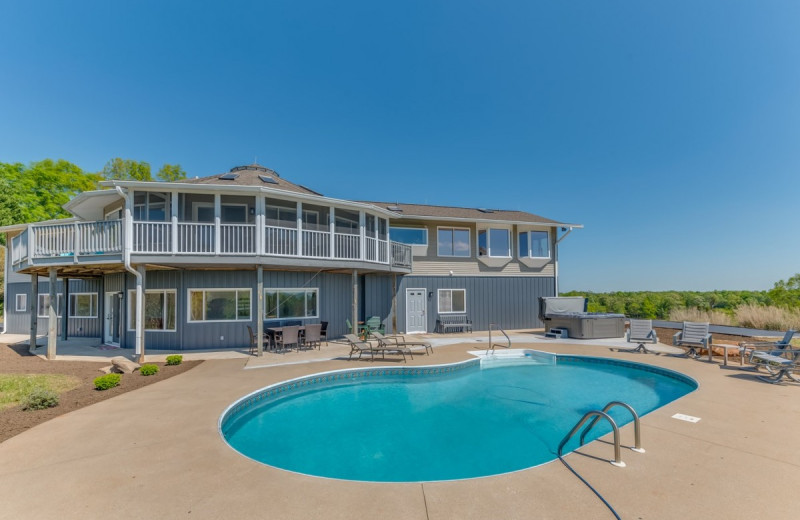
[221,356,696,482]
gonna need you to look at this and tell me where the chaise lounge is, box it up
[371,332,433,355]
[344,334,412,362]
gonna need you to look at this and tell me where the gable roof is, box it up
[176,164,322,196]
[361,201,580,227]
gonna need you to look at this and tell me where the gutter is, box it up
[116,186,144,362]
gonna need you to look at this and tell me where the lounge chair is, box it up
[624,319,659,352]
[739,330,795,365]
[344,334,409,362]
[372,331,432,355]
[672,321,712,358]
[749,348,800,383]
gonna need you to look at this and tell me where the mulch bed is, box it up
[0,342,201,443]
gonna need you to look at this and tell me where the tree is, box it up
[769,274,800,308]
[157,163,187,182]
[102,158,152,181]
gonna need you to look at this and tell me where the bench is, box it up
[436,315,473,333]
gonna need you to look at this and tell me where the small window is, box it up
[438,289,466,314]
[69,293,98,318]
[478,228,511,257]
[15,294,27,312]
[37,294,64,318]
[128,290,177,331]
[188,289,251,322]
[519,230,550,258]
[264,288,319,319]
[437,228,471,257]
[390,227,428,246]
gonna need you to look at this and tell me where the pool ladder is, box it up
[486,323,511,354]
[558,401,645,468]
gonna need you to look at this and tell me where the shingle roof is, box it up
[359,201,566,225]
[177,164,322,196]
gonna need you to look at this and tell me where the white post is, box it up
[359,210,365,260]
[214,194,221,255]
[329,207,335,259]
[171,191,178,254]
[257,266,264,356]
[352,269,358,335]
[125,191,134,254]
[255,196,264,256]
[47,267,57,360]
[29,275,38,354]
[296,201,303,257]
[135,265,146,362]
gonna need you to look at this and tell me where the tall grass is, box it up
[668,308,735,325]
[734,304,800,331]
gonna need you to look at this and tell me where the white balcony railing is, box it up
[264,226,297,256]
[334,233,360,259]
[365,236,377,262]
[178,222,215,254]
[302,229,330,258]
[78,220,123,255]
[133,222,171,253]
[221,224,256,254]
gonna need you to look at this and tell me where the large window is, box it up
[15,294,27,312]
[265,288,318,319]
[128,290,176,331]
[519,230,550,258]
[133,192,168,221]
[438,289,466,314]
[37,294,64,318]
[437,227,471,257]
[69,293,98,318]
[188,289,251,322]
[478,228,511,257]
[390,227,428,246]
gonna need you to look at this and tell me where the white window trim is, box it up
[478,228,512,258]
[220,202,249,223]
[127,289,177,332]
[436,226,471,258]
[437,288,467,314]
[519,229,551,259]
[68,292,99,319]
[192,202,215,222]
[187,288,252,323]
[264,288,319,320]
[37,294,64,318]
[389,226,429,246]
[15,293,27,312]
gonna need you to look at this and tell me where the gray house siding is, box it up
[396,276,555,333]
[363,274,395,334]
[5,277,103,336]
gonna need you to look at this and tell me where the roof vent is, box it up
[259,175,278,184]
[219,173,239,180]
[231,164,269,174]
[387,205,403,212]
[477,208,495,213]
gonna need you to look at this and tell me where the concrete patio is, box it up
[0,336,797,519]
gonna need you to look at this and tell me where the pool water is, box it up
[221,357,696,482]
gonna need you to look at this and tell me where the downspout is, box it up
[116,186,144,362]
[554,227,575,297]
[1,242,6,334]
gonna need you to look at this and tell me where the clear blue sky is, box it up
[1,1,798,292]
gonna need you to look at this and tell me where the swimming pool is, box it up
[220,352,696,482]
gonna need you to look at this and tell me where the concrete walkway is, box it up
[0,339,797,519]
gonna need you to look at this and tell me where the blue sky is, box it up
[1,1,798,291]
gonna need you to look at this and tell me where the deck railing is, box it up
[16,218,412,269]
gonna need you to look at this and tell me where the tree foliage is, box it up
[769,274,800,308]
[157,163,186,182]
[102,158,152,181]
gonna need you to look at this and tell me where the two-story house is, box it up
[1,164,580,359]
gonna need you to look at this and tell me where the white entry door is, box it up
[104,292,123,345]
[406,289,427,333]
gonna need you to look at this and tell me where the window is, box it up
[264,288,319,319]
[437,227,471,257]
[15,294,27,312]
[133,192,168,221]
[188,289,251,322]
[478,228,511,257]
[37,294,64,318]
[69,293,98,318]
[128,290,177,331]
[390,227,428,246]
[438,289,466,314]
[519,230,550,258]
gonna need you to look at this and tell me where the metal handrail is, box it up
[487,323,511,354]
[558,410,625,467]
[580,401,645,453]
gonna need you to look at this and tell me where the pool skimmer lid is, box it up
[672,413,701,423]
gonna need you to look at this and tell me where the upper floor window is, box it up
[478,228,511,257]
[133,192,168,221]
[437,227,470,257]
[390,227,428,246]
[188,289,251,322]
[519,230,550,258]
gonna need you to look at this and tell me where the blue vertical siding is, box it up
[5,278,102,337]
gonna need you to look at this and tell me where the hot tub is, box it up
[539,297,626,339]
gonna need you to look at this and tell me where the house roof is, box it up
[360,201,581,227]
[176,164,322,196]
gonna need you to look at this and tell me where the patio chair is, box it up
[247,325,270,355]
[346,319,367,336]
[623,319,658,353]
[320,321,329,345]
[303,323,323,350]
[749,347,800,384]
[672,321,712,358]
[366,316,386,335]
[739,330,795,365]
[275,325,300,352]
[372,331,431,355]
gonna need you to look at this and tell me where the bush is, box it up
[668,308,734,326]
[735,304,800,331]
[94,373,121,390]
[22,388,59,410]
[139,364,159,376]
[165,355,183,366]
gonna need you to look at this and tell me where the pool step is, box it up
[545,328,569,339]
[478,349,557,369]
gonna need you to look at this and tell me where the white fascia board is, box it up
[389,213,584,228]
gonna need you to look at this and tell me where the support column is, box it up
[351,269,358,335]
[359,211,365,260]
[329,207,335,259]
[255,196,264,256]
[257,266,264,356]
[391,274,397,334]
[47,267,57,360]
[29,275,38,354]
[135,265,146,363]
[296,201,303,257]
[214,193,221,255]
[61,277,69,340]
[171,191,178,254]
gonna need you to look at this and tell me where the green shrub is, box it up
[22,388,59,410]
[139,364,159,376]
[165,355,183,366]
[94,373,121,390]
